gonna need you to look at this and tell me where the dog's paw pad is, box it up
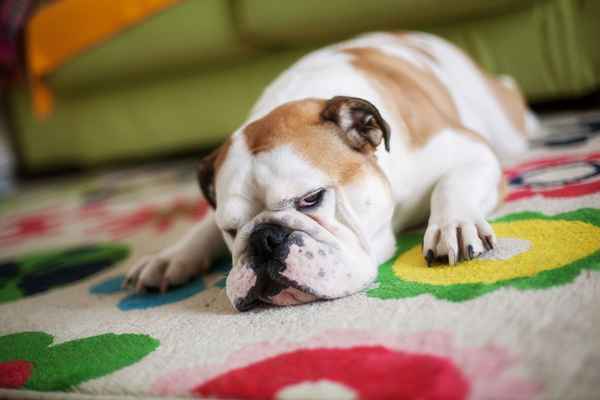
[124,253,206,293]
[422,219,496,266]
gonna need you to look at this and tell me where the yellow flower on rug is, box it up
[368,209,600,301]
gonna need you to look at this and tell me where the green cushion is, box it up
[431,0,600,100]
[237,0,599,101]
[10,0,600,171]
[48,0,251,92]
[12,50,307,170]
[235,0,540,47]
[580,0,600,87]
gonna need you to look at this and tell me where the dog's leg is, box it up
[422,155,502,266]
[125,211,227,292]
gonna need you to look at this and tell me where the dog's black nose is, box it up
[249,223,292,260]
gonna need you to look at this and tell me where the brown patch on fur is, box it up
[392,33,440,64]
[244,99,379,184]
[443,42,528,136]
[343,47,463,147]
[460,128,489,146]
[485,76,528,136]
[415,34,528,137]
[406,43,439,63]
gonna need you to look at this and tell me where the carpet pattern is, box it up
[0,137,599,399]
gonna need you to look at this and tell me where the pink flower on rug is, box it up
[153,330,541,399]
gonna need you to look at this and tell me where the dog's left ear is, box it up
[197,148,220,209]
[198,140,232,209]
[321,96,391,152]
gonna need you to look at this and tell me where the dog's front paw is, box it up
[124,249,209,293]
[422,216,496,266]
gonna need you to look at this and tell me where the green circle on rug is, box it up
[367,209,600,302]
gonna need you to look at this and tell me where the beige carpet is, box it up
[0,135,599,399]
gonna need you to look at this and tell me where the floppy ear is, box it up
[321,96,391,152]
[197,148,219,209]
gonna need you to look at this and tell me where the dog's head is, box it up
[199,97,395,311]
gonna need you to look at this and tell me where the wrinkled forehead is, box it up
[253,146,331,208]
[243,99,366,185]
[214,133,330,220]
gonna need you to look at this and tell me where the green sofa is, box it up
[9,0,600,171]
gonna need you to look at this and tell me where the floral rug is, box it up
[0,135,599,399]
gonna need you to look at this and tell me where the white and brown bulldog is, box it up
[125,32,536,311]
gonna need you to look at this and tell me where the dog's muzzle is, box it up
[235,223,306,311]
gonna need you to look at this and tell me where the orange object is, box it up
[26,0,181,119]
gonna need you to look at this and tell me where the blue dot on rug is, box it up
[90,257,231,311]
[90,275,205,310]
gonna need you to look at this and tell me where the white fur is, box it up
[127,31,530,309]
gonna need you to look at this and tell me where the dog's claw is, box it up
[482,239,490,251]
[448,248,457,266]
[483,235,494,251]
[467,245,474,260]
[160,279,169,294]
[425,250,434,267]
[135,280,146,294]
[122,278,132,289]
[456,227,464,262]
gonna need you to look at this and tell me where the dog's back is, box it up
[251,31,533,159]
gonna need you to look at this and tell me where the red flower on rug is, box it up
[90,197,209,238]
[194,346,467,400]
[0,208,62,247]
[153,330,541,399]
[504,152,600,201]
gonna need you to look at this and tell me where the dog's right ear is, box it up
[197,147,220,209]
[321,96,391,153]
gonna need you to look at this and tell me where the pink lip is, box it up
[267,287,318,306]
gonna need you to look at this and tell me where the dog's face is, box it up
[199,97,395,311]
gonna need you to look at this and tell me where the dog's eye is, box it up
[225,229,237,239]
[297,189,325,210]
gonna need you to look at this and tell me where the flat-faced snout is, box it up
[249,223,293,263]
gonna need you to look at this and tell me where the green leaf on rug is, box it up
[0,331,159,391]
[0,243,129,304]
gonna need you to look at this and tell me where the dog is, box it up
[124,32,536,311]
